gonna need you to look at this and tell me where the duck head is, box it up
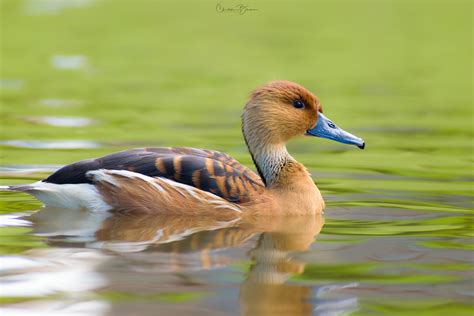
[243,80,365,149]
[242,80,365,187]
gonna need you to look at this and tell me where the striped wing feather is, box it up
[44,147,264,203]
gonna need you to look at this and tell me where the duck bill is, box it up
[306,113,365,149]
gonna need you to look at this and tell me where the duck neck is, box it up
[243,134,293,187]
[254,144,293,186]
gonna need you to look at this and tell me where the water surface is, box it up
[0,1,472,315]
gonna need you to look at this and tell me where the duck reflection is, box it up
[239,215,323,316]
[26,208,335,315]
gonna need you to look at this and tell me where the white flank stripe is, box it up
[159,177,200,198]
[87,169,165,193]
[214,204,242,213]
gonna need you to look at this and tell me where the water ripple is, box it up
[0,140,101,149]
[24,116,95,127]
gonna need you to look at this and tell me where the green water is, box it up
[0,0,472,315]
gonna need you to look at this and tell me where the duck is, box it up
[5,81,364,216]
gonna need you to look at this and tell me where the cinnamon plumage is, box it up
[6,81,365,216]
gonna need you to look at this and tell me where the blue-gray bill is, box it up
[306,113,365,149]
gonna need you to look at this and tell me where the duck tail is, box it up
[0,181,111,211]
[0,184,35,192]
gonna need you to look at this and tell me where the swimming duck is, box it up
[6,81,364,216]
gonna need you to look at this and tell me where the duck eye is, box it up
[292,100,305,109]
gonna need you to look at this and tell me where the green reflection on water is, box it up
[100,291,207,303]
[294,263,455,284]
[352,301,473,316]
[0,226,46,254]
[0,0,472,315]
[324,216,473,237]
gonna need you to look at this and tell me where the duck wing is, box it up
[43,147,264,203]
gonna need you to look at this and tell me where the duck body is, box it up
[5,81,364,216]
[12,146,322,217]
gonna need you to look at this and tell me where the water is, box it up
[0,0,472,315]
[23,116,95,127]
[0,166,471,315]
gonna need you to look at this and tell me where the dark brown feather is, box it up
[43,147,264,203]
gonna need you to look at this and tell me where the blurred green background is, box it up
[1,0,471,180]
[0,1,472,315]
